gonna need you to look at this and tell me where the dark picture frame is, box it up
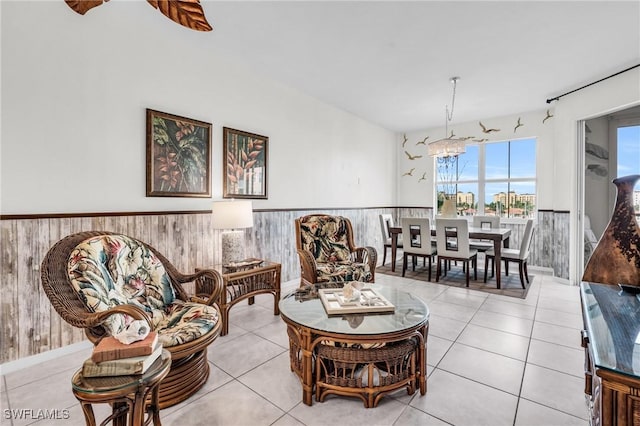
[223,127,268,199]
[146,109,212,198]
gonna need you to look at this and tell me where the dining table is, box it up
[388,225,512,289]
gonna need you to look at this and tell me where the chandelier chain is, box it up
[446,76,459,123]
[428,75,465,158]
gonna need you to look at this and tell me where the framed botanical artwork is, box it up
[146,109,212,198]
[223,127,268,199]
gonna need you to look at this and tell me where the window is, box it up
[436,138,537,218]
[617,124,640,220]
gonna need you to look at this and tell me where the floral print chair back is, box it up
[294,214,377,288]
[41,231,224,409]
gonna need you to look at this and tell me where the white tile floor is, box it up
[1,273,589,426]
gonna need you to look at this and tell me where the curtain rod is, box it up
[546,64,640,104]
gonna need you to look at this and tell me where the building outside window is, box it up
[617,124,640,223]
[436,138,537,218]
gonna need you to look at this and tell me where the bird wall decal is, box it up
[405,151,422,160]
[479,122,500,133]
[473,138,489,143]
[418,172,427,182]
[402,134,408,147]
[416,136,429,146]
[514,117,524,133]
[402,168,415,177]
[543,109,554,124]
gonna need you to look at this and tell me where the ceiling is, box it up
[197,1,639,132]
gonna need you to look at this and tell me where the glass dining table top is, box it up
[279,283,429,335]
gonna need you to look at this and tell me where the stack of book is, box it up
[82,331,162,378]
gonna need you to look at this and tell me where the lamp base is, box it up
[221,230,246,265]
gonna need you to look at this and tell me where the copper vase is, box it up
[582,174,640,286]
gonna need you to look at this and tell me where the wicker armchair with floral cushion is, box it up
[294,214,377,287]
[40,231,224,409]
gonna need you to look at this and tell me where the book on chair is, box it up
[91,331,159,363]
[82,344,163,377]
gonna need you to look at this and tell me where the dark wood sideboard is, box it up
[580,282,640,426]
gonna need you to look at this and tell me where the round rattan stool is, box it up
[315,338,419,408]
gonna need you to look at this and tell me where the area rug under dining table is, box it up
[376,258,532,299]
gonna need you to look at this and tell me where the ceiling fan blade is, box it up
[64,0,108,15]
[147,0,212,32]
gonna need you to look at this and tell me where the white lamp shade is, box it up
[212,200,254,229]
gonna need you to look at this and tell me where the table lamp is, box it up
[212,200,254,265]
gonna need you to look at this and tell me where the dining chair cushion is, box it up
[401,217,436,256]
[435,218,477,259]
[472,216,501,229]
[379,214,394,240]
[68,234,219,346]
[470,216,501,251]
[485,247,520,260]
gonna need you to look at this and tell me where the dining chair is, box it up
[435,218,478,287]
[484,219,535,288]
[470,215,501,252]
[401,217,437,281]
[379,214,402,266]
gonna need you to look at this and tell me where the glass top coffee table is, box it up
[279,283,429,407]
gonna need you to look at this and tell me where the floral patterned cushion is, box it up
[68,235,218,347]
[298,215,352,262]
[316,261,372,283]
[155,300,219,347]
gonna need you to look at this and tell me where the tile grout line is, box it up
[511,276,543,426]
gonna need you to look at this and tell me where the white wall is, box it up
[0,1,397,215]
[397,109,555,208]
[552,67,640,283]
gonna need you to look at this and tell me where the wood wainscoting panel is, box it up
[1,219,19,363]
[0,213,219,363]
[0,206,566,364]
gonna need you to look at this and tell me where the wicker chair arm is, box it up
[85,304,153,329]
[352,246,378,281]
[189,268,224,307]
[156,254,223,305]
[297,249,318,286]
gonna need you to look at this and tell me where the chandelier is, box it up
[428,77,467,158]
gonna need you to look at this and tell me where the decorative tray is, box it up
[318,287,395,315]
[223,258,264,272]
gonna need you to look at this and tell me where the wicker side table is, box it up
[71,349,171,426]
[196,261,281,336]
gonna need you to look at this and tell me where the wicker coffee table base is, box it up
[315,338,420,408]
[284,323,427,408]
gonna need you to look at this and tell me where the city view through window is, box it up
[436,138,537,218]
[618,125,640,222]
